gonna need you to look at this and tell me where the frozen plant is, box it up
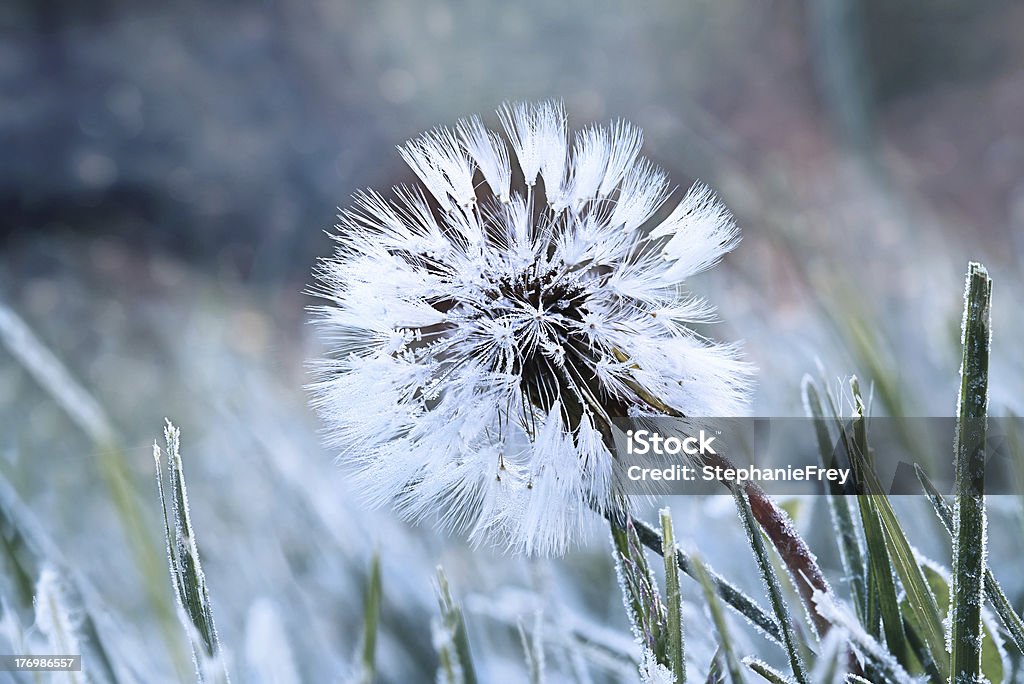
[310,101,753,555]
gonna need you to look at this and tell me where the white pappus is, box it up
[310,101,753,555]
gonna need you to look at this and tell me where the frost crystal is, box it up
[311,101,753,555]
[639,649,676,684]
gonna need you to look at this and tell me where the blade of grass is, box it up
[813,591,915,684]
[155,421,228,683]
[358,552,381,684]
[660,509,686,683]
[950,262,992,683]
[434,566,477,684]
[705,648,725,684]
[837,387,948,679]
[629,518,783,646]
[742,658,787,684]
[692,554,743,683]
[844,388,909,666]
[0,301,184,674]
[802,376,867,625]
[612,518,671,674]
[916,465,1024,653]
[516,611,545,684]
[732,485,809,684]
[908,556,1005,684]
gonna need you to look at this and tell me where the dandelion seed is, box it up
[310,101,753,555]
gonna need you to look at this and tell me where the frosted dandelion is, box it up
[310,101,752,555]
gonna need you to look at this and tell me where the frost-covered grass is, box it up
[2,240,1024,684]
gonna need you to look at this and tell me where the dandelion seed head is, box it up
[311,101,753,555]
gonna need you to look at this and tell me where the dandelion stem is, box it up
[703,452,832,637]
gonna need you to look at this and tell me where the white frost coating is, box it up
[312,102,753,555]
[34,566,88,684]
[244,599,301,684]
[812,590,915,684]
[809,627,851,684]
[157,421,229,683]
[432,616,465,684]
[639,649,675,684]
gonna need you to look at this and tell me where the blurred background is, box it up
[2,1,1024,681]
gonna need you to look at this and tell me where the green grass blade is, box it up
[907,557,1004,684]
[434,566,477,684]
[858,497,908,663]
[732,485,809,684]
[692,554,743,683]
[705,648,725,684]
[359,552,381,684]
[950,262,992,684]
[612,517,673,675]
[630,517,783,645]
[916,464,1024,653]
[843,396,909,665]
[155,421,228,683]
[838,387,948,679]
[742,658,787,684]
[802,376,867,625]
[660,509,686,683]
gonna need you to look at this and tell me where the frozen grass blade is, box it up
[916,464,1024,654]
[0,477,119,684]
[835,381,948,679]
[434,566,478,684]
[812,591,914,684]
[950,262,992,684]
[705,648,726,684]
[629,518,783,646]
[0,301,183,670]
[857,497,906,659]
[516,612,545,684]
[358,552,381,684]
[908,555,1005,683]
[612,518,670,675]
[155,421,228,683]
[659,509,686,683]
[842,385,910,665]
[802,376,866,624]
[692,554,743,683]
[742,658,786,684]
[731,485,809,684]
